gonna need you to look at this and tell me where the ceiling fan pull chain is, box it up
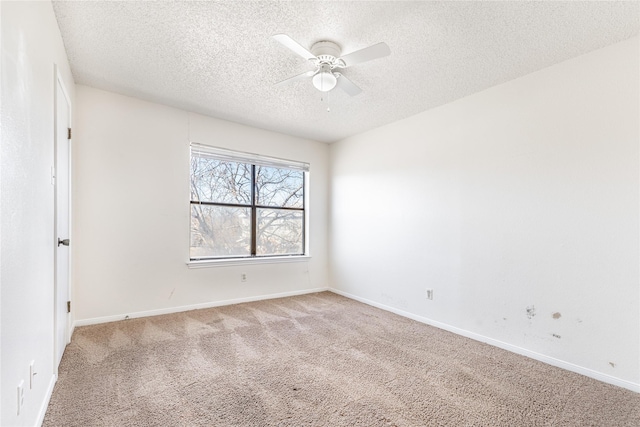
[320,87,331,112]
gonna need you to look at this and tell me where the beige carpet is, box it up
[44,292,639,426]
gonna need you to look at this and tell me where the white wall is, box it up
[73,86,329,323]
[330,36,639,390]
[1,1,75,425]
[1,2,3,421]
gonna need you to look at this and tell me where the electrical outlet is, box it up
[241,273,247,282]
[29,360,36,389]
[17,381,24,416]
[426,289,434,300]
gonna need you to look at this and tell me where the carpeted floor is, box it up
[43,292,639,426]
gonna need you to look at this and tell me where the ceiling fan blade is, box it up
[272,34,317,61]
[275,71,314,87]
[339,42,391,67]
[335,74,362,96]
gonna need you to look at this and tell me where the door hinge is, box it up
[67,301,71,313]
[67,128,72,140]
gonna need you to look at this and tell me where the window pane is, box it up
[255,166,303,208]
[190,205,250,258]
[190,156,251,205]
[256,209,303,255]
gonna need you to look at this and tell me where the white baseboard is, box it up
[73,287,329,328]
[330,288,640,393]
[35,374,57,427]
[70,285,638,393]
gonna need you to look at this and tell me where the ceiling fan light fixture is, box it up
[312,70,337,92]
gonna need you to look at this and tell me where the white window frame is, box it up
[187,143,310,268]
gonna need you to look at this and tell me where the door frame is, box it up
[53,65,73,375]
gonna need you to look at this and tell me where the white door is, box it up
[55,76,71,369]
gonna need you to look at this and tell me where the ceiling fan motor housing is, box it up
[311,40,342,64]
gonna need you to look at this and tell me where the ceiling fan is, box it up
[272,34,391,96]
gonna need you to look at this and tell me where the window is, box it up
[189,144,308,261]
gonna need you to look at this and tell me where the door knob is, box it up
[57,238,70,247]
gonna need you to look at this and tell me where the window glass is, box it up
[190,157,251,204]
[257,209,304,256]
[190,205,251,258]
[255,166,304,208]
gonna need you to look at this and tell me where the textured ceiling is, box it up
[52,1,639,143]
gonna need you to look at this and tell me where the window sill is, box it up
[187,255,310,268]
